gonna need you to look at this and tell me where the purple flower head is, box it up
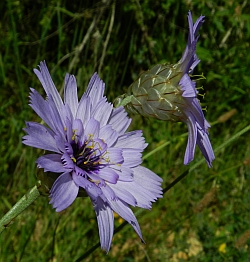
[116,11,215,167]
[23,61,163,252]
[176,11,215,167]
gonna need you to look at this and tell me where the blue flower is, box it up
[169,11,215,167]
[116,11,215,167]
[23,61,163,252]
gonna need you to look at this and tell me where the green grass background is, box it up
[1,0,250,261]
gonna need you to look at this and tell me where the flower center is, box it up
[69,134,109,173]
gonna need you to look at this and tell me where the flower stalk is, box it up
[0,184,40,234]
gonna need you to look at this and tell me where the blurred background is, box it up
[1,0,250,261]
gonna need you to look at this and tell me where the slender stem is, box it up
[163,170,189,194]
[98,1,115,73]
[0,184,41,234]
[189,123,250,173]
[116,95,132,107]
[214,124,250,153]
[142,132,188,160]
[75,243,100,262]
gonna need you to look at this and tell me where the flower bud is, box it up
[124,63,188,122]
[115,11,215,167]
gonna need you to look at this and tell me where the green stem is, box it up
[189,124,250,173]
[143,132,188,160]
[214,124,250,153]
[0,184,41,234]
[114,95,132,108]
